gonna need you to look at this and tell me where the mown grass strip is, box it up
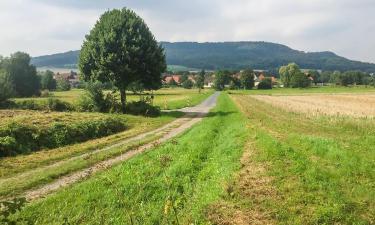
[11,93,250,224]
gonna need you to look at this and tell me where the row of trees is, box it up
[214,69,255,90]
[0,52,73,104]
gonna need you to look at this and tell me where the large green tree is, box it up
[196,69,205,93]
[0,70,14,103]
[79,8,166,112]
[240,69,255,89]
[41,70,57,90]
[279,63,301,87]
[214,70,230,91]
[2,52,40,97]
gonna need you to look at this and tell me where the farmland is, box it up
[251,93,375,117]
[1,88,375,224]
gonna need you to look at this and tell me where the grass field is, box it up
[229,85,375,95]
[3,89,374,224]
[9,93,250,224]
[251,93,375,117]
[226,93,375,224]
[13,88,214,110]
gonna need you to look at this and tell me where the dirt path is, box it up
[24,92,220,201]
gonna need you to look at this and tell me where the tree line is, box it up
[0,52,73,104]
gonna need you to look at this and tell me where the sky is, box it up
[0,0,374,63]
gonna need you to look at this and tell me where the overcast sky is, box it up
[0,0,374,63]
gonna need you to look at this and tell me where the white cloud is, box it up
[0,0,374,63]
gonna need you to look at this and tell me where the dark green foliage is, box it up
[56,78,71,91]
[320,71,332,84]
[290,72,311,88]
[279,63,301,87]
[182,79,194,89]
[196,70,205,92]
[14,99,73,111]
[40,70,57,90]
[1,52,40,97]
[258,78,273,89]
[307,69,320,84]
[240,69,255,89]
[214,70,231,90]
[46,98,73,111]
[0,71,14,103]
[229,77,241,90]
[0,118,126,157]
[78,82,120,113]
[126,101,161,117]
[79,8,166,112]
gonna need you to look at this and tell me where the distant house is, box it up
[163,75,182,85]
[255,73,277,87]
[54,71,80,87]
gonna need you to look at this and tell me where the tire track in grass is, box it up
[20,92,220,201]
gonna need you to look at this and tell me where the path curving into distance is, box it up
[23,91,220,201]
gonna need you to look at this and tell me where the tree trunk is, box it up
[120,88,126,113]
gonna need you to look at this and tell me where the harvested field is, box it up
[251,94,375,117]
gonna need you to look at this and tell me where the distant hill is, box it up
[31,42,375,72]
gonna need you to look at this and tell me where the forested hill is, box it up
[31,42,375,72]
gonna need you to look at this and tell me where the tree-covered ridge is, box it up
[31,42,375,72]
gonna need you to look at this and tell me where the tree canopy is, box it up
[41,70,57,90]
[1,52,40,97]
[79,8,166,112]
[240,69,255,89]
[279,63,301,87]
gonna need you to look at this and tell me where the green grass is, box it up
[13,88,214,110]
[229,85,375,95]
[0,111,181,198]
[11,93,250,224]
[231,94,375,224]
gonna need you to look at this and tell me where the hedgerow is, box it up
[0,117,126,157]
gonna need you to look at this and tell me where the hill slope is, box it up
[31,42,375,72]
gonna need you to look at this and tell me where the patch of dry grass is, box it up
[251,94,375,117]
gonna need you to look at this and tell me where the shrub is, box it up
[258,78,272,89]
[78,83,121,113]
[290,72,311,88]
[182,79,194,89]
[40,89,53,97]
[0,117,127,157]
[14,98,73,112]
[46,98,73,112]
[126,101,161,117]
[56,79,71,91]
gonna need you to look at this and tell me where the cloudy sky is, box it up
[0,0,374,63]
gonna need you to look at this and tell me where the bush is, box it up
[126,101,161,117]
[258,78,272,89]
[182,79,194,89]
[40,89,53,97]
[77,83,121,113]
[46,98,73,111]
[56,79,71,91]
[0,118,127,157]
[14,98,73,111]
[290,72,311,88]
